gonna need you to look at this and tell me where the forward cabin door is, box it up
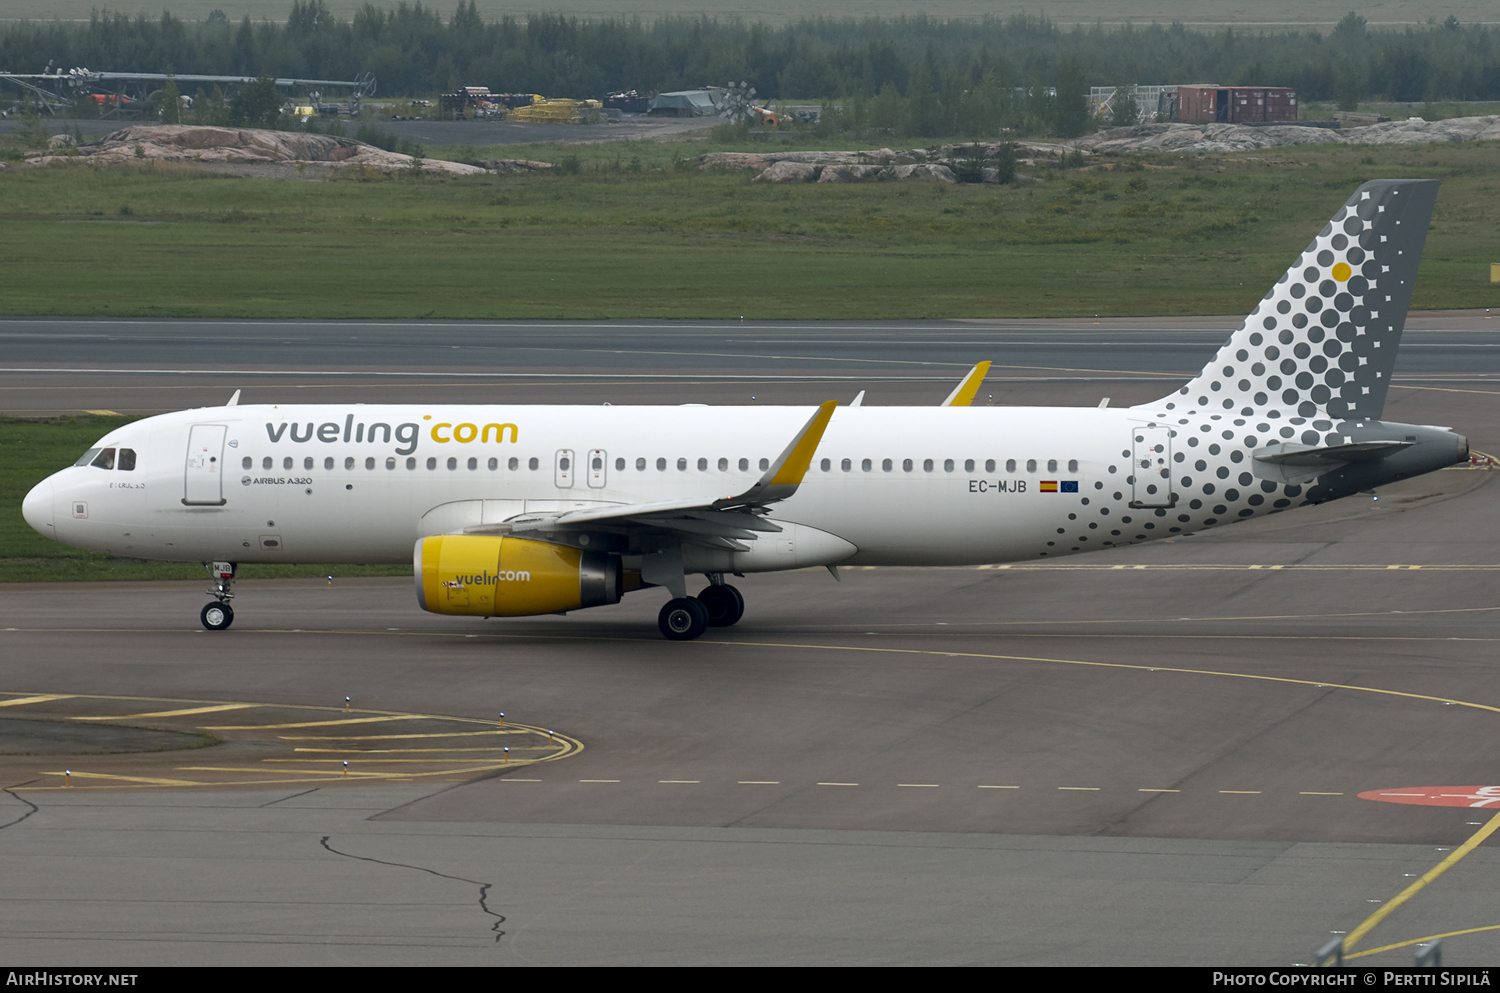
[183,424,228,506]
[1130,425,1174,508]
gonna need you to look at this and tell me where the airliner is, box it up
[22,179,1467,640]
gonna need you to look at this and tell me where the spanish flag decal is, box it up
[1040,481,1058,493]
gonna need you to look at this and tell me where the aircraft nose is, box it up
[22,476,55,539]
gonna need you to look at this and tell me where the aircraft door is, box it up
[183,424,228,506]
[587,449,607,488]
[1130,425,1174,508]
[554,449,575,488]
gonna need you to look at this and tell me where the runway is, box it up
[3,316,1500,965]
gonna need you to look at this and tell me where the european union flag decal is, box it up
[1060,481,1079,493]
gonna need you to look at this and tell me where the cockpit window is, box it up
[118,448,136,471]
[74,448,102,467]
[89,448,116,470]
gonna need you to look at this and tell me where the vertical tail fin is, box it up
[1143,179,1438,423]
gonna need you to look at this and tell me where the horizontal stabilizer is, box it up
[1254,440,1412,466]
[1252,438,1412,485]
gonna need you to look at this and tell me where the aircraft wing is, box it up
[462,401,837,550]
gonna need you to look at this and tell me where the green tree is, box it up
[907,47,942,137]
[869,83,906,136]
[230,75,282,128]
[191,86,231,125]
[1053,57,1090,137]
[160,75,182,124]
[1110,83,1139,127]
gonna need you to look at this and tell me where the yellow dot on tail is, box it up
[1332,262,1352,281]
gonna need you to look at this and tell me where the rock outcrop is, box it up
[1073,115,1500,154]
[23,124,532,176]
[707,145,1029,183]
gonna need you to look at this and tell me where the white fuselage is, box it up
[26,402,1187,569]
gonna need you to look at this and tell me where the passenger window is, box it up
[264,457,274,470]
[490,458,499,470]
[447,458,457,470]
[1026,459,1036,472]
[528,457,539,470]
[409,458,418,470]
[882,459,893,472]
[468,458,477,470]
[1005,459,1015,472]
[903,459,913,472]
[945,459,955,472]
[923,459,934,472]
[509,457,519,470]
[985,459,995,473]
[820,458,831,472]
[759,458,770,470]
[118,449,136,471]
[1068,459,1079,472]
[862,458,872,472]
[387,457,397,470]
[841,458,852,472]
[964,459,974,472]
[635,457,646,471]
[75,448,102,467]
[242,456,253,470]
[616,458,625,471]
[657,458,667,471]
[345,456,355,470]
[677,458,688,471]
[284,457,293,470]
[738,458,749,471]
[697,458,708,471]
[718,457,728,471]
[92,448,116,469]
[427,457,437,469]
[324,457,334,470]
[1048,459,1058,472]
[365,457,376,470]
[304,457,313,470]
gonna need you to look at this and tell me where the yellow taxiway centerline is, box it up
[1342,810,1500,954]
[73,703,258,721]
[1346,923,1500,961]
[204,715,431,730]
[44,770,200,787]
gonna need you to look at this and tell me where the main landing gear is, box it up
[657,581,745,641]
[201,560,236,631]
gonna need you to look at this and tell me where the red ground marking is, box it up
[1359,786,1500,808]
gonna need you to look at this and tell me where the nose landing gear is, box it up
[202,561,236,631]
[201,601,234,631]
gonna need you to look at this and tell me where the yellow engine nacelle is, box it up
[414,535,620,617]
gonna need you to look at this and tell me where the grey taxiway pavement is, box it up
[3,316,1500,965]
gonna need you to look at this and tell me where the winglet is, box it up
[720,400,837,507]
[226,389,241,407]
[941,362,991,406]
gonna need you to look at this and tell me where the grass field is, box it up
[0,0,1486,26]
[0,416,413,582]
[1,137,1498,321]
